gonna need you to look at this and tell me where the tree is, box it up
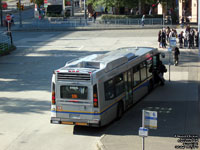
[35,0,44,7]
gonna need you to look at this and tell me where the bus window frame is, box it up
[133,65,141,87]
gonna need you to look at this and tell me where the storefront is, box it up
[179,0,198,23]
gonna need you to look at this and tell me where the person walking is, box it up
[158,30,162,48]
[195,29,199,48]
[173,47,180,66]
[161,29,166,48]
[141,15,145,26]
[93,11,96,23]
[178,31,184,48]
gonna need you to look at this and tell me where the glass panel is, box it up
[104,79,115,100]
[147,58,153,77]
[133,67,140,87]
[115,74,124,96]
[60,86,88,99]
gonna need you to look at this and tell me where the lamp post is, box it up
[0,0,3,26]
[19,0,22,27]
[198,0,200,55]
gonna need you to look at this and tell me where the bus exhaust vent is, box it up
[57,73,91,81]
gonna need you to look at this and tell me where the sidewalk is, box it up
[97,47,200,150]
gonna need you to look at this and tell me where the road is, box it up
[0,29,158,150]
[1,29,199,150]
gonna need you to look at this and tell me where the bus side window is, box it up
[140,62,147,81]
[133,66,141,87]
[146,58,153,77]
[153,55,159,69]
[115,74,124,96]
[104,79,115,101]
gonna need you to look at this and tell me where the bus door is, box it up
[123,69,133,109]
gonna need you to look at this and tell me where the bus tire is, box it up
[117,101,124,120]
[148,79,154,93]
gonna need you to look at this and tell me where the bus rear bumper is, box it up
[50,117,101,127]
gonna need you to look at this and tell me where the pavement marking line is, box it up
[16,45,83,49]
[79,45,84,50]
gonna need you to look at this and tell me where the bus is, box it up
[50,47,165,127]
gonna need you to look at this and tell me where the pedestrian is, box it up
[195,29,199,48]
[185,30,190,48]
[173,47,180,66]
[166,26,171,43]
[178,31,184,48]
[93,11,96,23]
[158,30,162,48]
[157,61,167,85]
[141,14,145,26]
[161,29,166,48]
[181,17,184,28]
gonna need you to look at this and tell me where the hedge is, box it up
[0,44,16,56]
[101,14,163,20]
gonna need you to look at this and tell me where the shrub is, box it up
[101,14,163,20]
[0,44,16,56]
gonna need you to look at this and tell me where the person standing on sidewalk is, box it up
[158,30,162,48]
[93,11,96,23]
[178,31,184,48]
[173,47,180,66]
[141,14,145,26]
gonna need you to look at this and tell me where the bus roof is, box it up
[58,47,158,73]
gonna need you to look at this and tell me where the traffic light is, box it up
[21,5,24,10]
[16,2,20,8]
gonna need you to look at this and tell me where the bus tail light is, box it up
[52,83,56,105]
[93,84,98,108]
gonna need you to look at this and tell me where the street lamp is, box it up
[19,0,22,27]
[198,0,200,55]
[0,0,3,26]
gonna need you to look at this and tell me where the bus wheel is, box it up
[117,101,124,120]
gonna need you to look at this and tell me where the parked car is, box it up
[1,1,8,10]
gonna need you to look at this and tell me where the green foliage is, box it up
[35,0,44,7]
[0,44,16,56]
[101,14,163,20]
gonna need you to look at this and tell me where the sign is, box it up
[168,47,172,52]
[48,0,62,5]
[44,3,48,7]
[6,15,11,22]
[35,4,38,11]
[143,110,157,129]
[139,127,148,137]
[170,37,176,47]
[44,0,48,3]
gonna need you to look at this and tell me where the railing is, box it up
[0,31,11,52]
[12,17,172,30]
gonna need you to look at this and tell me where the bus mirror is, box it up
[161,53,165,58]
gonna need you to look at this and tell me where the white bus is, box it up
[51,47,164,127]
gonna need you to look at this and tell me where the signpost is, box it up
[169,37,176,82]
[139,110,158,150]
[6,14,11,31]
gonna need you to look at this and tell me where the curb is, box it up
[5,25,179,32]
[97,134,106,150]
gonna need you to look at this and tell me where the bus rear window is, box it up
[60,86,88,99]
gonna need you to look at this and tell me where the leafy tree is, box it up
[34,0,44,7]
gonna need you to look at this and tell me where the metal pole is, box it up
[198,0,200,56]
[169,50,171,82]
[84,0,86,19]
[19,0,22,27]
[142,137,145,150]
[0,0,3,26]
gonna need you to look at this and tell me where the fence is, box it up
[0,31,12,52]
[13,17,170,30]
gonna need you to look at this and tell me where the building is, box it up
[179,0,198,23]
